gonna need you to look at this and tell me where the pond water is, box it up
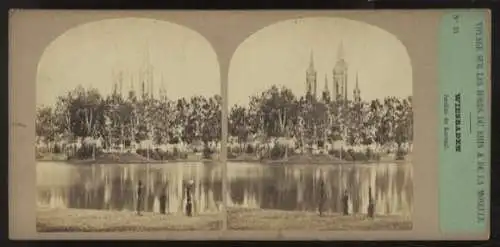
[226,162,413,216]
[37,161,413,216]
[37,161,223,214]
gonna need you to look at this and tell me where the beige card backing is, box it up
[9,10,490,240]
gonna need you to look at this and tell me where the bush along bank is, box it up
[227,143,409,163]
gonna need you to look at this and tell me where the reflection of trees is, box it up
[227,164,413,215]
[37,164,223,213]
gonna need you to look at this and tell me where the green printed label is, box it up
[439,10,490,233]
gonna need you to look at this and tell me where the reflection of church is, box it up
[305,42,361,104]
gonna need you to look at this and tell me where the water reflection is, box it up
[226,162,413,216]
[37,162,223,214]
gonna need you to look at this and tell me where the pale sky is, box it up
[228,17,413,107]
[36,18,220,107]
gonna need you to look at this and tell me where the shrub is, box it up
[169,137,180,144]
[365,148,382,161]
[136,148,187,161]
[343,151,354,161]
[227,152,238,159]
[179,152,188,159]
[246,144,255,154]
[329,149,355,161]
[136,148,146,157]
[53,144,62,154]
[203,146,213,159]
[136,148,151,159]
[350,149,368,162]
[365,148,374,160]
[232,146,242,154]
[270,144,286,160]
[36,152,44,159]
[150,148,163,160]
[73,144,99,160]
[172,147,179,158]
[396,148,407,160]
[157,151,165,160]
[163,151,176,160]
[150,150,159,160]
[328,149,338,156]
[317,140,325,148]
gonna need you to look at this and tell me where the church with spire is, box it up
[305,42,362,105]
[305,51,318,98]
[111,43,168,102]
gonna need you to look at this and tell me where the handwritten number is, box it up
[453,14,460,34]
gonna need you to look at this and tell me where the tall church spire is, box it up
[141,42,154,98]
[308,50,315,72]
[118,70,123,97]
[324,74,329,91]
[333,41,348,102]
[356,72,359,89]
[150,71,155,99]
[354,72,361,102]
[306,50,318,98]
[147,44,154,98]
[129,73,134,91]
[321,73,331,103]
[160,74,167,100]
[338,40,345,60]
[128,72,136,100]
[111,68,118,96]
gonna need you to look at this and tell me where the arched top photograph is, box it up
[225,17,414,231]
[34,17,225,232]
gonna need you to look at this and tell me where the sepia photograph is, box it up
[10,10,491,240]
[226,17,414,231]
[35,18,224,232]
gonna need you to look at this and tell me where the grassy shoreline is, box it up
[37,152,410,165]
[40,159,221,165]
[36,152,221,165]
[227,208,412,231]
[229,159,410,165]
[37,207,223,232]
[37,206,412,232]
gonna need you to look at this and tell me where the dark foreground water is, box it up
[37,161,223,214]
[37,161,413,217]
[227,162,413,216]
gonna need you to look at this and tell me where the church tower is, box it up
[112,70,118,97]
[141,43,155,100]
[353,72,361,103]
[306,50,318,98]
[128,73,136,100]
[159,74,168,101]
[322,74,331,103]
[332,41,348,102]
[118,70,124,98]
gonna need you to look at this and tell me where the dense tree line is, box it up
[228,85,413,161]
[36,84,412,162]
[36,85,222,159]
